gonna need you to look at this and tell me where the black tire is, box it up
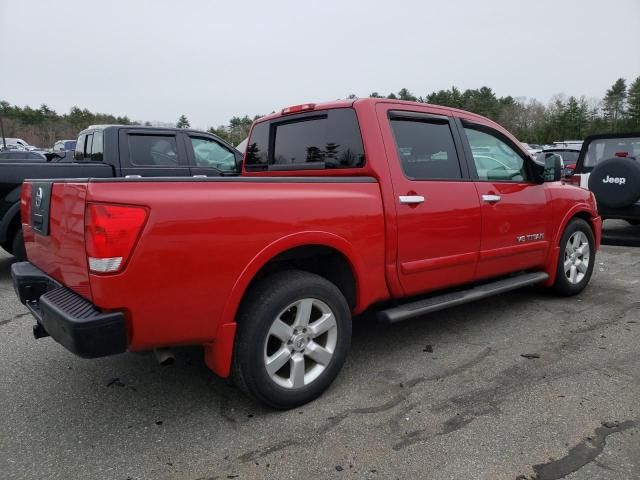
[552,218,595,296]
[588,157,640,209]
[11,229,26,261]
[233,270,352,409]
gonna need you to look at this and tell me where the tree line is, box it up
[2,75,638,148]
[355,76,640,144]
[0,100,133,147]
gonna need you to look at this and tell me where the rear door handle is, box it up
[399,195,425,205]
[482,194,502,203]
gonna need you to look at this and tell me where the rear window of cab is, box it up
[245,108,365,171]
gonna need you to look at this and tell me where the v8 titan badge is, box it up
[516,233,545,243]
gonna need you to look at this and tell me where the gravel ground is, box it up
[1,221,639,480]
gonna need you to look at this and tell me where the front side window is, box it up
[128,135,178,166]
[464,127,527,181]
[390,119,462,180]
[245,108,365,171]
[191,137,236,171]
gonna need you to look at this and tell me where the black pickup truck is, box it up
[0,125,241,259]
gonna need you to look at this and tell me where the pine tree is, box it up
[602,78,627,132]
[627,76,640,129]
[176,115,190,129]
[397,88,417,102]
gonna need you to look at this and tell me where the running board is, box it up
[378,271,549,324]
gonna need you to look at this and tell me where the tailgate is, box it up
[21,181,92,300]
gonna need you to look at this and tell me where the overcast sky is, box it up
[1,0,639,129]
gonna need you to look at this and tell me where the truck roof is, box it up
[255,97,506,132]
[78,124,220,136]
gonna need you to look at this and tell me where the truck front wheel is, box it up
[233,270,352,409]
[552,218,595,296]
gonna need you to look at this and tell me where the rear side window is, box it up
[74,134,86,161]
[390,120,462,180]
[128,135,179,166]
[74,133,93,161]
[91,131,103,162]
[245,108,365,171]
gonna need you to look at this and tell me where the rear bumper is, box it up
[11,262,127,358]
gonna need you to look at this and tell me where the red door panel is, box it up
[375,104,482,297]
[474,182,550,279]
[395,182,482,295]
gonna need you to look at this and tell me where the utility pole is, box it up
[0,114,7,150]
[0,110,6,149]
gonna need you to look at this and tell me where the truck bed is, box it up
[22,176,389,351]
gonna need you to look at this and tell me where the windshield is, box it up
[584,137,640,167]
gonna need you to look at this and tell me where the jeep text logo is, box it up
[602,175,626,185]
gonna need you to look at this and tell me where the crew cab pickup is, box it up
[0,125,241,260]
[12,99,601,408]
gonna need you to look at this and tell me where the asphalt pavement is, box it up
[1,220,639,480]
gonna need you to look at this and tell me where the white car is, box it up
[521,142,542,157]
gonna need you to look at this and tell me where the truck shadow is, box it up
[602,219,640,247]
[20,284,577,424]
[0,254,15,282]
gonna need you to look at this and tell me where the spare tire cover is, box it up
[588,157,640,208]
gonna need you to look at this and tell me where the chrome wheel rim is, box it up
[263,298,337,389]
[564,231,590,284]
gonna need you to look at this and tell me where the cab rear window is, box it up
[245,108,365,171]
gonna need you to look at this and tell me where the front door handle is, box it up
[399,195,425,205]
[482,194,502,203]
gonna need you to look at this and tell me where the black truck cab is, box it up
[0,125,241,259]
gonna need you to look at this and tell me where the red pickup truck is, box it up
[12,98,601,408]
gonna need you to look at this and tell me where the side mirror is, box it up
[544,154,563,182]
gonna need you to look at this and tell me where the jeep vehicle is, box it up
[571,132,640,225]
[12,99,601,408]
[0,125,241,260]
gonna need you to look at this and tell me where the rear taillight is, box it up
[85,203,148,273]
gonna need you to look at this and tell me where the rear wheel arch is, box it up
[207,234,361,379]
[234,234,362,318]
[242,244,358,311]
[221,234,363,326]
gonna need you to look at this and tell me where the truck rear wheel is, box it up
[233,270,352,409]
[552,218,595,296]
